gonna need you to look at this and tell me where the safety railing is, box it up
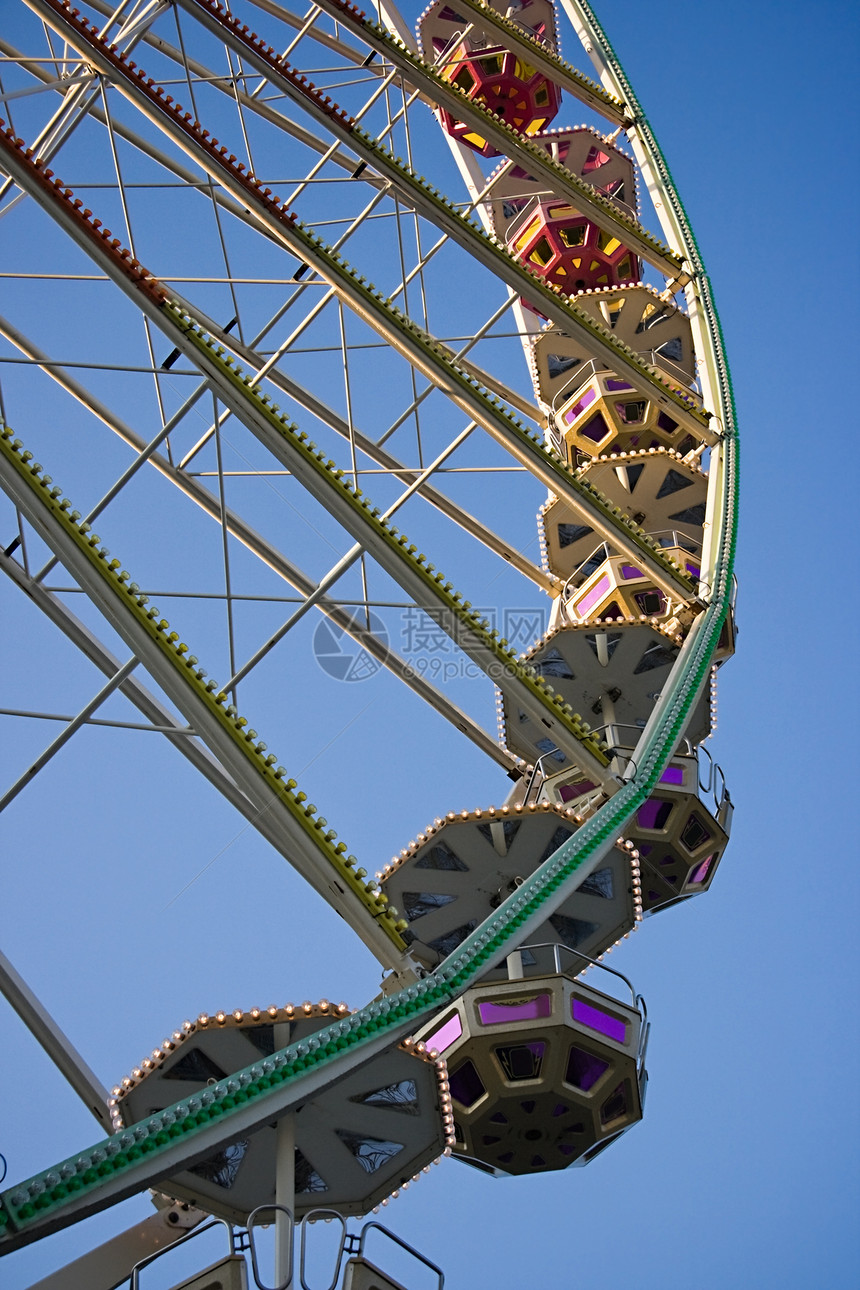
[129,1217,235,1288]
[509,942,650,1078]
[125,1208,443,1290]
[525,736,730,821]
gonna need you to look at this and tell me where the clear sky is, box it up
[0,2,858,1288]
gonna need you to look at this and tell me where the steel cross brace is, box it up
[0,130,616,784]
[175,0,680,281]
[302,0,691,284]
[26,0,715,484]
[0,442,412,968]
[0,802,633,1253]
[0,305,517,769]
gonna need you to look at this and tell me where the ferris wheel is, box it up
[0,2,737,1286]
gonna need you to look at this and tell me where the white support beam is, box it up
[445,0,630,122]
[0,135,616,785]
[0,315,517,771]
[32,0,706,447]
[301,0,687,277]
[16,0,709,599]
[26,1201,207,1290]
[558,0,731,602]
[0,1021,417,1254]
[0,0,168,218]
[248,0,391,68]
[0,950,112,1131]
[185,302,556,594]
[558,0,724,419]
[0,36,304,242]
[0,658,139,814]
[0,817,630,1253]
[0,450,413,971]
[175,0,685,282]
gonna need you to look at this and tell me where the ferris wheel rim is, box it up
[0,0,737,1258]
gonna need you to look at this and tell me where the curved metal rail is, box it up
[0,0,737,1253]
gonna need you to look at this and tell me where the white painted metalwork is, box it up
[0,2,737,1284]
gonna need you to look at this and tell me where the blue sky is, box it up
[0,1,858,1286]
